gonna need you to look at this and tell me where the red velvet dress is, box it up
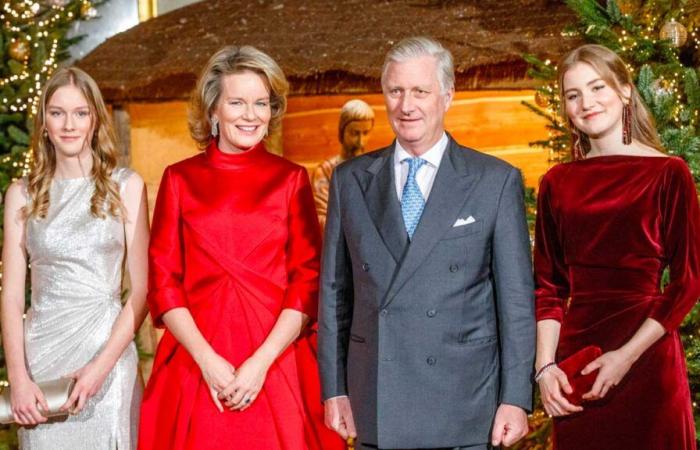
[535,155,700,450]
[138,141,344,450]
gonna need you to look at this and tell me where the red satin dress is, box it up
[138,141,344,450]
[535,155,700,450]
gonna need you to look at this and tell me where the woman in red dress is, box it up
[138,45,344,450]
[534,44,700,449]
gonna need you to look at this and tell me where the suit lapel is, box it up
[382,138,480,307]
[353,145,408,264]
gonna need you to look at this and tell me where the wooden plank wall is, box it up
[284,90,552,187]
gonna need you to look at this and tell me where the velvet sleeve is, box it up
[147,167,187,327]
[649,159,700,331]
[283,168,323,319]
[534,172,570,323]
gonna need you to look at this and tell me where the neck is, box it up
[398,130,444,157]
[586,122,626,157]
[54,150,93,179]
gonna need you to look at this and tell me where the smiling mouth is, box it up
[583,112,601,120]
[236,125,259,132]
[60,136,81,140]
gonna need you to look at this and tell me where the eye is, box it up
[228,100,243,106]
[255,101,269,107]
[77,110,90,117]
[592,84,606,92]
[49,110,62,117]
[566,93,578,101]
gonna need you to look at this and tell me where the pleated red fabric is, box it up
[138,140,344,450]
[535,155,700,450]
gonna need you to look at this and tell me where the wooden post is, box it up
[112,104,131,167]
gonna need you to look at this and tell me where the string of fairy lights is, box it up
[534,5,700,167]
[1,0,96,177]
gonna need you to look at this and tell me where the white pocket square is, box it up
[453,216,476,227]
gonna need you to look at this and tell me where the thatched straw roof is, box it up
[78,0,579,102]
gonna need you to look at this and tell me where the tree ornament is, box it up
[659,19,688,48]
[652,78,672,97]
[48,0,70,6]
[9,39,30,61]
[534,91,549,108]
[80,2,97,19]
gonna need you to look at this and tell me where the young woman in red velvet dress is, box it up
[534,44,700,449]
[138,45,344,450]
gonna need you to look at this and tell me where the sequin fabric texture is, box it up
[20,168,142,449]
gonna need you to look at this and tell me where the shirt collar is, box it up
[394,132,449,168]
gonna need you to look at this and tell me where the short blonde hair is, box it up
[189,45,289,148]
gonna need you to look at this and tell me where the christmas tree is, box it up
[520,0,700,447]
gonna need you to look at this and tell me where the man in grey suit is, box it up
[318,36,535,450]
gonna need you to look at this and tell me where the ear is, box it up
[443,87,455,111]
[621,83,632,104]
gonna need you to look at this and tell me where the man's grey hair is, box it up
[381,36,455,94]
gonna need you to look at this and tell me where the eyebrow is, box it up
[46,105,90,110]
[564,78,604,94]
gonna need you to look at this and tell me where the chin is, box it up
[230,135,264,150]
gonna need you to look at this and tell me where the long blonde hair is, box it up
[188,45,289,148]
[557,44,664,159]
[26,67,122,219]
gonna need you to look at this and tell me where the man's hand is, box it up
[324,396,357,440]
[491,404,529,447]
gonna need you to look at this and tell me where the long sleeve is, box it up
[148,167,187,327]
[283,168,323,319]
[649,159,700,331]
[492,167,535,411]
[317,168,353,400]
[534,173,570,323]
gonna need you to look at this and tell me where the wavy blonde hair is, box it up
[189,45,289,148]
[26,67,122,219]
[557,44,664,159]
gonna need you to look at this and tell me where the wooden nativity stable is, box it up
[77,0,579,376]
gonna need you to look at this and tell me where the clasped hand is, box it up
[199,351,270,413]
[539,348,634,417]
[580,348,633,401]
[61,359,112,415]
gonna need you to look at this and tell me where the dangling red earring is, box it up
[568,118,584,160]
[622,102,632,145]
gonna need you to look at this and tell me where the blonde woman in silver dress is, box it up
[0,67,149,449]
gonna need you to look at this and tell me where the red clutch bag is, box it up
[558,345,603,405]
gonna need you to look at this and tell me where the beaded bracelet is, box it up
[534,362,557,382]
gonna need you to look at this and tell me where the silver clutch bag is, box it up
[0,378,76,424]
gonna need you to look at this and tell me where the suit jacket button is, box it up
[362,263,370,272]
[426,309,436,318]
[380,309,388,317]
[449,264,459,273]
[427,357,436,366]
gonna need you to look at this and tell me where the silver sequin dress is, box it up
[19,168,142,449]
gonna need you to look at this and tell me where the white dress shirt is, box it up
[393,132,449,202]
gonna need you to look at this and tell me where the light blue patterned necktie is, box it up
[401,157,427,240]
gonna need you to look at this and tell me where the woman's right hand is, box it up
[538,366,583,417]
[10,378,49,425]
[196,350,236,413]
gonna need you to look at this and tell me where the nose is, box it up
[63,112,75,131]
[400,93,415,115]
[242,103,256,120]
[580,91,595,110]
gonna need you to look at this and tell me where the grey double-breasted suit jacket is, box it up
[318,136,535,449]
